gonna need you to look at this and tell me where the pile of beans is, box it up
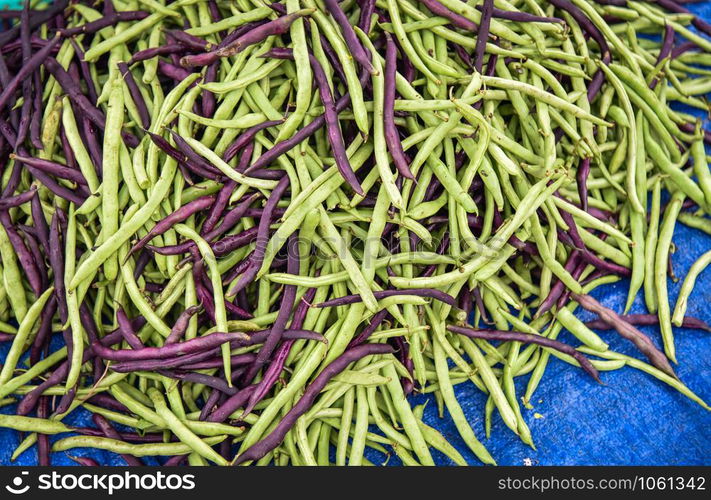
[0,0,709,465]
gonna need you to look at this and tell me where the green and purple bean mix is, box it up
[0,0,710,466]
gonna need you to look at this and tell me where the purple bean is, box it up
[217,20,267,50]
[69,39,98,105]
[128,43,185,66]
[323,0,374,73]
[448,325,601,382]
[163,455,188,466]
[452,42,474,70]
[0,211,43,296]
[243,234,300,385]
[92,331,249,361]
[110,349,222,373]
[29,70,44,149]
[474,0,494,73]
[307,51,364,195]
[86,394,130,414]
[165,305,202,345]
[585,314,711,332]
[650,23,675,90]
[0,0,66,47]
[0,34,61,112]
[485,6,564,23]
[116,306,145,350]
[349,309,389,347]
[60,11,149,37]
[67,456,101,466]
[419,0,477,30]
[55,386,77,415]
[81,117,103,175]
[571,293,677,378]
[576,157,591,212]
[92,415,145,466]
[167,30,213,52]
[181,10,313,67]
[384,34,415,180]
[0,185,37,210]
[201,62,219,117]
[37,396,51,466]
[556,254,595,310]
[233,344,394,463]
[536,250,581,318]
[264,48,364,194]
[20,227,48,290]
[244,70,369,173]
[211,227,259,256]
[11,154,87,185]
[181,353,257,371]
[223,120,283,163]
[158,60,195,82]
[30,296,57,364]
[129,44,185,65]
[206,385,257,423]
[201,181,237,235]
[145,130,222,181]
[358,0,376,33]
[671,41,697,59]
[473,287,493,324]
[16,9,32,149]
[167,129,224,176]
[559,208,631,278]
[241,340,293,417]
[48,211,69,323]
[159,370,238,395]
[228,176,289,296]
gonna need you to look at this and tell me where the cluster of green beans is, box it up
[0,0,710,466]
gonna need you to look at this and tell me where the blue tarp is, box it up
[1,2,710,466]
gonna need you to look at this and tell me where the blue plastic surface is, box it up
[1,2,711,467]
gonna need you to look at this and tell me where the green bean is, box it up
[149,388,228,465]
[382,363,434,465]
[645,135,707,210]
[0,224,28,322]
[53,435,227,456]
[432,333,495,465]
[461,337,519,433]
[672,250,711,326]
[186,6,272,36]
[655,191,685,363]
[0,287,53,384]
[691,135,711,208]
[578,348,709,410]
[556,307,609,352]
[4,0,711,469]
[413,405,468,466]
